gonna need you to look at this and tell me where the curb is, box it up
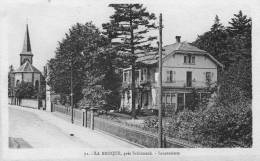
[94,128,146,148]
[51,111,144,148]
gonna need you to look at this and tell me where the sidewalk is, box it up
[9,105,139,148]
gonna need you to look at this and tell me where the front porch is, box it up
[120,87,211,116]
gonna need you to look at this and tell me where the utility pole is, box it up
[71,56,74,124]
[158,13,163,148]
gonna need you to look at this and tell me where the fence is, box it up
[52,104,200,148]
[53,104,83,122]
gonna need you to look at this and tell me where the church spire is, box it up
[20,23,33,65]
[22,24,32,53]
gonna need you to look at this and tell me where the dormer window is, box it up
[184,55,195,64]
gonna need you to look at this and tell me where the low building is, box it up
[120,36,223,115]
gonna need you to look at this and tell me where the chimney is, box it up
[175,36,181,43]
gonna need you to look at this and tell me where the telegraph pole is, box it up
[71,56,74,124]
[158,13,163,148]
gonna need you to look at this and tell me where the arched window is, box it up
[35,80,39,91]
[16,80,20,87]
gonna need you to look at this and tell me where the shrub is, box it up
[166,100,252,147]
[14,82,34,99]
[144,117,159,129]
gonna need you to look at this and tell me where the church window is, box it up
[16,80,20,87]
[35,80,39,91]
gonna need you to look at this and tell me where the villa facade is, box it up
[120,36,223,115]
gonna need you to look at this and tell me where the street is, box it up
[8,105,138,148]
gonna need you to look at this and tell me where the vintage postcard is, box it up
[0,0,259,160]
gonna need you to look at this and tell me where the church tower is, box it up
[20,24,33,65]
[14,23,41,88]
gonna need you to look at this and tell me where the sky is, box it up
[2,0,252,72]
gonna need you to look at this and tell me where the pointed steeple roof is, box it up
[21,24,33,55]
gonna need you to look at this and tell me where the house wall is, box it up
[164,53,217,68]
[153,53,218,88]
[120,52,220,112]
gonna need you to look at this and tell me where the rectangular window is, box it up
[170,71,173,82]
[126,70,132,82]
[184,55,195,64]
[135,70,140,83]
[140,69,143,81]
[124,72,127,82]
[128,71,132,82]
[162,94,166,104]
[166,94,171,104]
[155,72,158,83]
[191,56,195,64]
[166,71,170,82]
[166,70,173,82]
[171,93,176,104]
[206,72,211,82]
[186,71,192,87]
[143,68,147,81]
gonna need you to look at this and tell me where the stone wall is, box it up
[8,97,45,109]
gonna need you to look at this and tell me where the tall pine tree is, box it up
[228,10,251,36]
[193,15,228,62]
[103,4,157,118]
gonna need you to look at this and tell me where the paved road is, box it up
[9,105,138,148]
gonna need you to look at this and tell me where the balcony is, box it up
[122,79,149,89]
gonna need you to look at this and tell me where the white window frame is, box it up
[184,55,195,64]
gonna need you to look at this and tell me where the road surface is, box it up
[8,105,138,148]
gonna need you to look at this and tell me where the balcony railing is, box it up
[122,79,149,88]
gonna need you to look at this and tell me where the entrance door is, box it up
[186,71,192,87]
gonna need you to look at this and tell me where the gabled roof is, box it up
[14,61,41,73]
[136,41,223,68]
